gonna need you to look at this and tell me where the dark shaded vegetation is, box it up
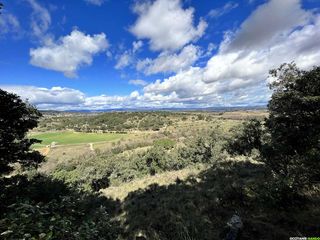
[0,89,44,174]
[228,63,320,202]
[0,89,120,239]
[0,175,121,239]
[264,64,320,190]
[121,161,320,240]
[227,119,262,156]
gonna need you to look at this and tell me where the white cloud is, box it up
[27,0,51,40]
[226,0,311,51]
[133,40,143,53]
[4,0,320,110]
[203,43,217,57]
[137,44,200,75]
[85,0,105,6]
[208,2,239,18]
[115,51,132,69]
[129,79,148,86]
[130,0,207,51]
[142,0,320,106]
[1,81,269,110]
[204,3,320,84]
[115,41,143,69]
[144,67,207,98]
[1,86,85,106]
[30,30,109,77]
[0,13,20,36]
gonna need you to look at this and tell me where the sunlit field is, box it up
[31,131,125,148]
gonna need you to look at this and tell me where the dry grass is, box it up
[101,165,206,200]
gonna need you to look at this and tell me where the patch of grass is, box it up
[32,131,125,148]
[101,166,204,200]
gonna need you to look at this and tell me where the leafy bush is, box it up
[226,119,263,156]
[0,175,120,240]
[179,127,226,164]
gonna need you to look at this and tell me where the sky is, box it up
[0,0,319,110]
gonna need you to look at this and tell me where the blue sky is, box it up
[0,0,319,110]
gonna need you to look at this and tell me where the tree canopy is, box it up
[227,63,320,191]
[264,63,320,186]
[0,89,44,174]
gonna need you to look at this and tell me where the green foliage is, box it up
[263,63,320,188]
[226,119,263,156]
[180,127,226,164]
[50,128,227,190]
[0,175,120,240]
[225,63,320,203]
[38,111,177,132]
[153,138,175,150]
[0,89,43,174]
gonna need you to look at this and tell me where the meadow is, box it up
[31,131,126,148]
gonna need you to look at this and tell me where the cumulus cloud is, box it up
[141,0,320,106]
[27,0,51,40]
[130,0,207,51]
[129,79,148,86]
[5,0,320,109]
[137,44,200,75]
[226,0,311,51]
[30,30,109,77]
[203,2,320,84]
[208,2,239,18]
[0,13,21,36]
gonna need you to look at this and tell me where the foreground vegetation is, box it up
[1,64,319,239]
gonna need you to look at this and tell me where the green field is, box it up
[31,131,125,148]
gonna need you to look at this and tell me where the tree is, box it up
[263,63,320,187]
[227,119,263,156]
[226,63,320,192]
[0,89,44,175]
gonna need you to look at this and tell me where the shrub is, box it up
[226,119,263,156]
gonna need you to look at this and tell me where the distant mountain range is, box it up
[40,105,267,114]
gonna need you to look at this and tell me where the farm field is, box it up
[31,131,126,148]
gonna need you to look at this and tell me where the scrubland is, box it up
[4,109,314,240]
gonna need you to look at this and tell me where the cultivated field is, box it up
[31,131,126,148]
